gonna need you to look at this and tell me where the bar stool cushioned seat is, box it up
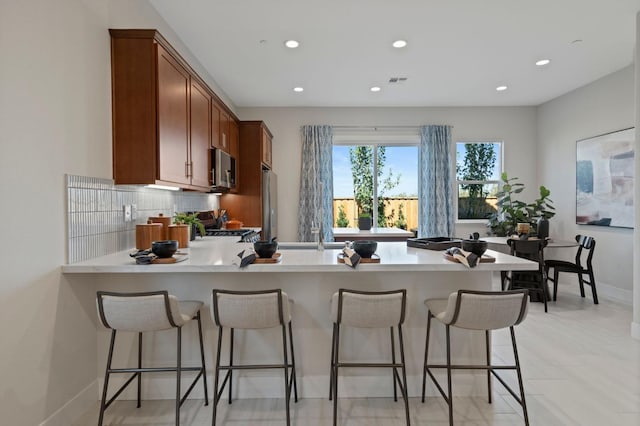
[96,291,208,426]
[422,289,530,426]
[329,289,410,425]
[210,289,297,426]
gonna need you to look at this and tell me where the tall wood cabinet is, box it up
[221,121,273,226]
[110,29,238,192]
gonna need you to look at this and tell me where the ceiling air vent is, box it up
[388,77,408,84]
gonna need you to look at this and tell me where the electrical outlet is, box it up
[123,204,132,222]
[131,204,137,220]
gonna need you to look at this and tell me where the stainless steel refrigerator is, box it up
[262,169,277,240]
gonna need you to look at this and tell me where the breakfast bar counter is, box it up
[62,239,537,400]
[62,238,535,273]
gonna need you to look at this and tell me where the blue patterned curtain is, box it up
[297,125,334,242]
[419,125,455,237]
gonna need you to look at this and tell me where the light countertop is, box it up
[332,227,414,237]
[62,237,537,274]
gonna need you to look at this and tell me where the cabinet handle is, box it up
[185,162,189,178]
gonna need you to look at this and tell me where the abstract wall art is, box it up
[576,127,635,228]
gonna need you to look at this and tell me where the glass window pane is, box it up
[458,183,499,219]
[456,142,500,181]
[377,146,418,229]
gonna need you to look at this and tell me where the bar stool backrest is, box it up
[96,290,184,332]
[439,290,529,330]
[211,289,290,329]
[331,289,407,328]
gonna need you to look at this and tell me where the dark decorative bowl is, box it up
[151,240,178,258]
[254,240,278,258]
[352,240,378,258]
[461,239,488,257]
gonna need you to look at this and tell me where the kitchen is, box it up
[2,1,640,426]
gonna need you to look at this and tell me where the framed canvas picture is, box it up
[576,127,634,228]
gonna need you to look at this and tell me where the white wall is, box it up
[537,66,635,303]
[0,1,230,424]
[237,107,538,242]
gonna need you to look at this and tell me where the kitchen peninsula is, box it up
[63,239,536,399]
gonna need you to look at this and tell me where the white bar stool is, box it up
[210,289,298,426]
[329,289,410,426]
[96,290,208,426]
[421,289,530,425]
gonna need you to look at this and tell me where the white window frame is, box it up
[454,140,504,223]
[332,128,420,228]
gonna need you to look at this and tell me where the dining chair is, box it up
[544,235,598,304]
[503,238,549,312]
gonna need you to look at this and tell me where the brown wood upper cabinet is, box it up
[261,127,272,168]
[110,29,237,192]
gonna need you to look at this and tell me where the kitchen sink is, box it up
[278,242,344,250]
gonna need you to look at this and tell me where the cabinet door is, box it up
[261,128,272,168]
[157,45,190,185]
[229,119,239,192]
[220,109,230,153]
[189,79,211,189]
[211,102,222,150]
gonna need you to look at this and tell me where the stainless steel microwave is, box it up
[210,149,236,191]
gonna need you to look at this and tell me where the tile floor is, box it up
[75,284,640,425]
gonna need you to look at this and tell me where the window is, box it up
[455,142,502,220]
[333,143,418,230]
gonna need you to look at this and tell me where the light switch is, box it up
[131,204,137,220]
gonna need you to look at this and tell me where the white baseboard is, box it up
[596,281,634,306]
[38,380,97,426]
[632,322,640,340]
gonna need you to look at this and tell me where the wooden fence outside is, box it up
[333,198,419,230]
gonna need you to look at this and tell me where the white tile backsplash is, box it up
[65,175,219,263]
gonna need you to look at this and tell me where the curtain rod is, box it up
[331,125,453,130]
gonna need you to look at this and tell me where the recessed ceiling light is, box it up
[284,40,299,48]
[392,40,407,48]
[370,86,381,92]
[536,59,551,66]
[293,87,304,92]
[496,85,508,92]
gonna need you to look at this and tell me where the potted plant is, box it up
[357,210,372,231]
[487,173,555,236]
[174,212,206,240]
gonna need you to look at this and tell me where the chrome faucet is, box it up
[311,226,324,251]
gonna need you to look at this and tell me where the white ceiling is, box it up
[149,0,640,108]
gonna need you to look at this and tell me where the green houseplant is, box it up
[487,173,555,236]
[174,212,206,240]
[357,210,372,231]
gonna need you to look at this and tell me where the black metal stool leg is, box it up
[288,321,298,402]
[446,325,453,426]
[391,326,398,402]
[98,330,116,426]
[486,330,492,404]
[281,323,291,426]
[196,311,209,406]
[421,312,432,403]
[332,323,341,426]
[329,323,336,401]
[553,269,559,301]
[176,326,182,426]
[212,327,223,426]
[578,272,586,298]
[398,324,411,426]
[510,327,529,426]
[137,332,142,408]
[228,328,234,404]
